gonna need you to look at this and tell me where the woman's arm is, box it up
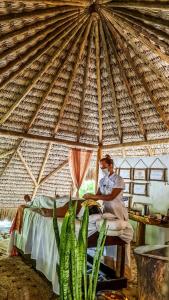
[83,188,122,201]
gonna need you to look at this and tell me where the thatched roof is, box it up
[0,0,169,206]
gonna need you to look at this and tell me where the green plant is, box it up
[53,200,107,300]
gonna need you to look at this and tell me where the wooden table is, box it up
[129,213,169,246]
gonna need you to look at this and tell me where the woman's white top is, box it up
[99,173,128,221]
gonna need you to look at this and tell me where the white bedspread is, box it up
[8,208,133,295]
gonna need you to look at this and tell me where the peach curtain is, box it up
[69,148,93,196]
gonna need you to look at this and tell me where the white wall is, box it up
[113,155,169,245]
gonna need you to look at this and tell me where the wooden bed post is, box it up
[95,144,102,192]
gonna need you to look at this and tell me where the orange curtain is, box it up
[69,148,93,196]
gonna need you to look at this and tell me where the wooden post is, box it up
[136,222,146,246]
[95,145,102,192]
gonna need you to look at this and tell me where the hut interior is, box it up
[0,0,169,299]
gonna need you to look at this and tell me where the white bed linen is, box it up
[9,209,132,295]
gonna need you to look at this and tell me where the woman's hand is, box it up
[83,193,94,200]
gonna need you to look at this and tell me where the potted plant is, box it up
[53,200,107,300]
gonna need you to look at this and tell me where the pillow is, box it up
[96,219,127,231]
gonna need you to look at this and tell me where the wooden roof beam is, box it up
[0,128,98,150]
[0,15,88,126]
[0,12,80,61]
[17,150,38,186]
[95,20,103,145]
[40,160,69,185]
[99,21,122,143]
[106,21,169,130]
[124,47,169,130]
[0,13,87,89]
[9,0,88,7]
[112,11,169,50]
[0,6,81,22]
[104,23,146,140]
[102,10,169,90]
[37,143,52,184]
[31,158,69,199]
[0,11,79,43]
[53,17,93,134]
[108,1,169,10]
[31,142,52,198]
[28,21,87,129]
[77,24,94,142]
[0,16,87,178]
[0,128,169,151]
[103,138,169,150]
[0,139,22,177]
[0,149,15,160]
[111,7,169,29]
[113,15,169,65]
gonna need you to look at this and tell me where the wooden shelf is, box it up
[129,213,169,228]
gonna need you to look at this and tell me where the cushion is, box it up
[96,219,127,231]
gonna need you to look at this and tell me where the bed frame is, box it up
[87,232,127,291]
[16,232,127,292]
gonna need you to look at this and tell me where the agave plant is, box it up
[53,200,107,300]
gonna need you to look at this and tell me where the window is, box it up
[79,179,95,198]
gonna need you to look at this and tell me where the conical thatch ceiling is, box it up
[0,0,169,205]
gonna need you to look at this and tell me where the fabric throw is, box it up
[10,205,26,234]
[69,148,93,196]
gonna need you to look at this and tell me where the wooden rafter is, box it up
[40,160,69,185]
[111,7,169,29]
[0,139,22,177]
[122,148,126,158]
[0,13,87,90]
[28,19,87,129]
[77,24,94,142]
[112,12,169,51]
[147,146,154,156]
[108,1,169,10]
[117,37,169,130]
[0,15,88,126]
[102,10,169,90]
[0,12,80,62]
[104,17,169,130]
[32,159,68,198]
[95,20,103,145]
[53,16,93,134]
[32,186,39,200]
[0,11,79,43]
[17,150,38,186]
[32,142,52,198]
[0,15,88,179]
[104,22,146,139]
[5,0,88,7]
[37,143,52,184]
[0,128,169,151]
[0,128,98,149]
[0,149,15,160]
[99,20,122,143]
[113,15,169,65]
[103,137,169,150]
[1,6,80,22]
[95,145,102,192]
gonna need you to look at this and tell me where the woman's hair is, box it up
[100,154,114,166]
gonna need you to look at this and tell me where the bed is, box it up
[8,196,133,294]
